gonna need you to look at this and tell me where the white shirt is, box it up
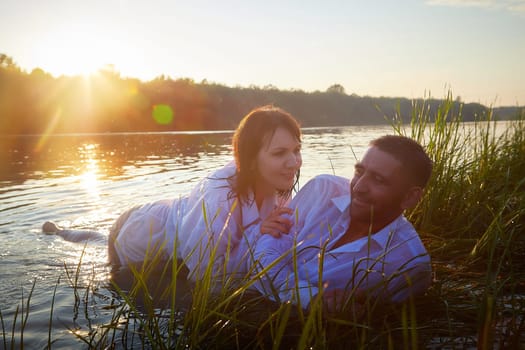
[113,161,281,281]
[250,174,432,307]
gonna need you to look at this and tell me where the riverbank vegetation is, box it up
[1,53,522,135]
[1,96,524,348]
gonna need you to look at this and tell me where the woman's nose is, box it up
[287,153,302,168]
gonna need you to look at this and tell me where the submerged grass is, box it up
[2,94,524,348]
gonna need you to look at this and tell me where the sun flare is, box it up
[30,21,128,77]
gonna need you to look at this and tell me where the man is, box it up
[250,135,433,312]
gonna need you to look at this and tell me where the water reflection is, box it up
[78,143,101,199]
[0,132,233,184]
[0,126,389,349]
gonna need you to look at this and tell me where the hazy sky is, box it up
[1,0,524,106]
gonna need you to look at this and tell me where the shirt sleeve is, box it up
[375,250,432,303]
[375,225,433,303]
[248,174,349,306]
[249,234,296,300]
[347,254,431,304]
[289,174,349,240]
[318,232,432,306]
[178,166,243,281]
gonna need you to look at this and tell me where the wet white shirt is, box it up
[250,174,432,308]
[113,161,282,281]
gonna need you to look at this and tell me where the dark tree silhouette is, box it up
[0,55,521,135]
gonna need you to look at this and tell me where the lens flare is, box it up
[35,108,62,152]
[152,104,174,125]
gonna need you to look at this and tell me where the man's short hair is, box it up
[370,135,433,188]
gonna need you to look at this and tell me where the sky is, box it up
[1,0,524,107]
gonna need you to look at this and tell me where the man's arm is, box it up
[248,233,296,300]
[248,174,351,304]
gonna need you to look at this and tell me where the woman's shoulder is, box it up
[210,160,236,177]
[188,160,237,198]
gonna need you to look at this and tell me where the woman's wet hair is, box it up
[231,105,302,203]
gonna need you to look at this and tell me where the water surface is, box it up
[0,125,393,348]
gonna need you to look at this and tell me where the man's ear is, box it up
[401,186,423,210]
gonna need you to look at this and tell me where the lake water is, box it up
[0,125,396,349]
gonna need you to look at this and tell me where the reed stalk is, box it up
[3,94,524,348]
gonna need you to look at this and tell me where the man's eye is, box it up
[374,176,385,183]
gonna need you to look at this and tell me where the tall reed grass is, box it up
[393,93,525,348]
[2,94,524,349]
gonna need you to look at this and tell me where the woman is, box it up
[105,105,302,281]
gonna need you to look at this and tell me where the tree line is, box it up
[0,54,521,135]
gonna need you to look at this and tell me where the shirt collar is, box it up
[329,195,405,251]
[331,195,350,213]
[367,215,404,248]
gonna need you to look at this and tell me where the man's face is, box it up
[350,146,412,231]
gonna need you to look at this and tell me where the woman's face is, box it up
[254,126,302,197]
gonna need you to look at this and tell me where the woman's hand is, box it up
[260,207,293,238]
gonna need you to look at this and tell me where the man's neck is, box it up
[331,221,372,249]
[332,217,397,249]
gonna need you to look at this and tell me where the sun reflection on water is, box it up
[79,143,101,199]
[55,142,109,276]
[59,240,110,282]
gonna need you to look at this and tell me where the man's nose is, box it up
[352,175,368,193]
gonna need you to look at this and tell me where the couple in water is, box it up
[44,105,432,312]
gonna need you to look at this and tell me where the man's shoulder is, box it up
[292,174,350,205]
[304,174,350,190]
[308,174,350,185]
[391,216,428,252]
[396,215,418,235]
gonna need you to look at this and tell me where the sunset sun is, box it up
[30,22,131,78]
